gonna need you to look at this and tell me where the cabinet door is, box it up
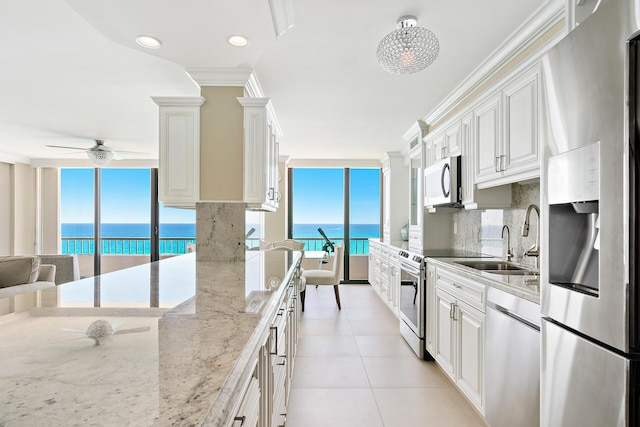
[503,66,539,175]
[424,141,436,168]
[435,287,456,379]
[431,132,446,161]
[425,263,437,355]
[157,104,201,208]
[456,300,485,413]
[460,113,474,205]
[474,93,502,183]
[445,121,461,157]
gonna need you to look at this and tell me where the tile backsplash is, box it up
[452,183,540,267]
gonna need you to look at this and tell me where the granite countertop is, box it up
[426,257,540,304]
[0,250,301,427]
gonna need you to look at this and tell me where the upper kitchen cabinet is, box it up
[152,97,206,208]
[425,119,462,169]
[404,121,428,252]
[460,111,511,209]
[381,152,408,243]
[474,64,541,188]
[238,97,282,211]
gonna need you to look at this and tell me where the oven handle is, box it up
[398,259,422,276]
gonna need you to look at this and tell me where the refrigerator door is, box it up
[541,0,635,353]
[542,319,630,427]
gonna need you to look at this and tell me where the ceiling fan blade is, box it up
[46,144,88,150]
[112,149,149,155]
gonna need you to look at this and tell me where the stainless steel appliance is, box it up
[424,156,461,207]
[485,287,540,427]
[398,249,426,359]
[541,0,640,424]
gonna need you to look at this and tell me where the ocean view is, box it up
[61,223,380,255]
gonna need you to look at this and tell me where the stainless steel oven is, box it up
[398,250,426,359]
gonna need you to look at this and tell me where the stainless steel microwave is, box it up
[424,155,461,207]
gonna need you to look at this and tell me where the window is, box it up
[289,167,380,282]
[60,168,195,276]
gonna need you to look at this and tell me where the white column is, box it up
[37,167,60,254]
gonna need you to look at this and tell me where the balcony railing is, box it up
[62,237,373,255]
[62,238,196,255]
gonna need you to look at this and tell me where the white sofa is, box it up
[0,256,56,299]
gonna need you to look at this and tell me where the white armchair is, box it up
[301,243,344,311]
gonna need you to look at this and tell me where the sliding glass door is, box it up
[289,167,380,282]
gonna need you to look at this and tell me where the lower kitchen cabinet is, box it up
[368,239,401,318]
[233,265,301,427]
[433,270,485,415]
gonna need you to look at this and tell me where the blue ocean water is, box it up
[293,223,379,254]
[61,223,196,255]
[61,223,196,238]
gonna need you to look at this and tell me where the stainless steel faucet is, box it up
[522,204,540,266]
[501,225,513,261]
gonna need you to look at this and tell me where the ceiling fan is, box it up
[45,140,147,165]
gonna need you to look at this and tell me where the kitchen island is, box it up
[0,250,302,427]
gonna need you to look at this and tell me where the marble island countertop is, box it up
[0,250,301,427]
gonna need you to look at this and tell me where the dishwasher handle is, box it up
[487,301,540,332]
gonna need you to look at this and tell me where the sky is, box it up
[61,167,380,225]
[60,168,195,223]
[292,168,380,224]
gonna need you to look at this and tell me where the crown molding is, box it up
[29,158,159,168]
[185,67,265,98]
[287,158,382,168]
[0,153,30,164]
[151,96,206,106]
[422,0,565,126]
[268,0,294,37]
[402,120,429,142]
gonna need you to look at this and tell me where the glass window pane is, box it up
[349,168,381,256]
[60,168,94,276]
[100,169,151,273]
[159,204,196,256]
[292,168,344,251]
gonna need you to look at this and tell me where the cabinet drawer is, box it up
[436,270,486,313]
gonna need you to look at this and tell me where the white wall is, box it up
[0,162,11,255]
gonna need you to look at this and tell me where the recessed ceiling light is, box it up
[228,35,250,47]
[135,35,162,49]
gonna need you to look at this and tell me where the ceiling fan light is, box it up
[87,149,113,165]
[377,16,439,75]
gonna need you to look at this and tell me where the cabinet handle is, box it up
[270,326,278,355]
[450,302,455,319]
[277,355,287,366]
[453,304,458,321]
[268,187,275,200]
[233,416,246,426]
[452,283,462,289]
[500,155,506,171]
[495,156,501,173]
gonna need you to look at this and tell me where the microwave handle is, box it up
[441,163,450,197]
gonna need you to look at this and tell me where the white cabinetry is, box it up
[433,268,485,414]
[474,64,541,188]
[238,97,282,211]
[381,153,408,243]
[153,97,205,208]
[368,239,401,317]
[404,120,428,253]
[425,120,462,169]
[460,112,512,209]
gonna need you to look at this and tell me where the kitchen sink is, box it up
[454,260,539,276]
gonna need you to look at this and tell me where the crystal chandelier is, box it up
[376,16,439,75]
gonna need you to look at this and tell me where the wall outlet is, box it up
[453,222,458,235]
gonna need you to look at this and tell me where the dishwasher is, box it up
[485,286,540,427]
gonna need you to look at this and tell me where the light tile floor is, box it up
[287,284,486,427]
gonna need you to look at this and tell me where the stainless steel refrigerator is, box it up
[541,0,640,425]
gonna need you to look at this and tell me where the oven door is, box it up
[399,259,424,338]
